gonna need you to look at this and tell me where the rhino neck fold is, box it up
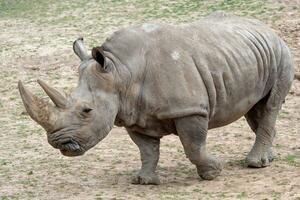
[102,48,147,128]
[115,89,145,127]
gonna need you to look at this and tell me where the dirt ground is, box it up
[0,0,299,199]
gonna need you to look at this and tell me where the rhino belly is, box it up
[206,65,273,129]
[208,91,264,129]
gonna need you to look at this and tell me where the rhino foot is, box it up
[246,148,274,168]
[131,172,160,185]
[196,157,222,180]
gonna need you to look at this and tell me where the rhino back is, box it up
[102,14,287,129]
[185,15,285,128]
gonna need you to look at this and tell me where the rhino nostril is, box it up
[82,108,92,113]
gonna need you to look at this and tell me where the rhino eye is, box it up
[82,108,93,113]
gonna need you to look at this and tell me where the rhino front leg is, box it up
[175,115,222,180]
[128,130,160,185]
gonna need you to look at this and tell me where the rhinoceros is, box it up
[19,12,294,185]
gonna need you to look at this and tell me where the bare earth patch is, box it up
[0,0,299,199]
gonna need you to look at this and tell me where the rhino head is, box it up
[18,38,120,157]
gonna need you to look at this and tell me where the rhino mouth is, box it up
[59,140,85,157]
[48,129,86,157]
[60,149,85,157]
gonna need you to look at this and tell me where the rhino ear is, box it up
[92,47,110,73]
[73,38,90,61]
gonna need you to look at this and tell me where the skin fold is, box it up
[19,11,294,185]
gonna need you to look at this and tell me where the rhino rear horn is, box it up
[37,79,67,108]
[73,37,90,61]
[18,81,58,132]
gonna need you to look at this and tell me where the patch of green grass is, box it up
[95,193,104,200]
[193,188,202,192]
[9,96,17,101]
[271,191,281,199]
[136,0,287,22]
[138,0,203,21]
[283,154,299,166]
[0,0,53,18]
[0,0,92,26]
[278,110,290,118]
[0,196,18,200]
[237,191,247,199]
[161,191,190,198]
[196,191,229,198]
[217,192,227,198]
[0,0,293,24]
[275,143,283,149]
[0,159,8,165]
[0,0,297,58]
[202,191,213,197]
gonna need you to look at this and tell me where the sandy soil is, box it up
[0,0,299,199]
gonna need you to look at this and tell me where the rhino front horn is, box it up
[18,81,58,132]
[73,37,90,61]
[37,79,67,108]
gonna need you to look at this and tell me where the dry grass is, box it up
[0,0,299,199]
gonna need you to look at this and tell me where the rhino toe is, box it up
[246,157,269,168]
[131,172,160,185]
[246,148,274,168]
[196,157,222,180]
[246,154,272,168]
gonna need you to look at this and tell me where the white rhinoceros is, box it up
[19,12,294,185]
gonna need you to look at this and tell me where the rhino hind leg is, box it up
[244,97,278,168]
[245,55,294,168]
[127,130,161,185]
[175,116,222,180]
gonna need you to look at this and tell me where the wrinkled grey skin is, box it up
[19,12,294,185]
